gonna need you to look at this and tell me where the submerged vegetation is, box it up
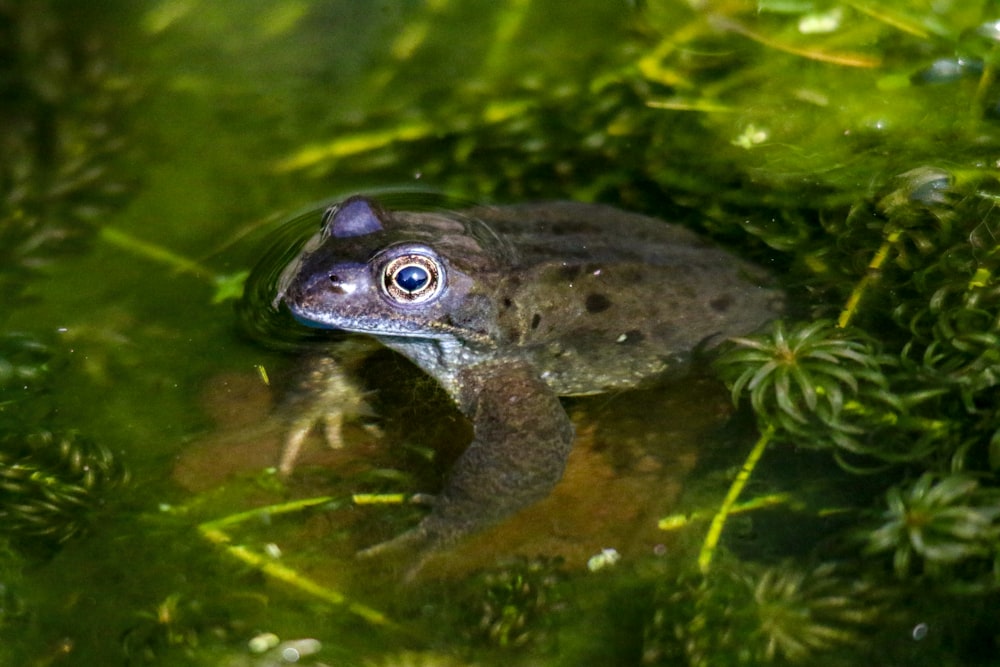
[713,159,1000,599]
[457,557,567,651]
[4,0,1000,664]
[866,472,1000,582]
[0,0,138,303]
[0,429,128,548]
[642,561,888,665]
[0,0,135,547]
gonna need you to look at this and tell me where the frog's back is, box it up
[470,202,784,394]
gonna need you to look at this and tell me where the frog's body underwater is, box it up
[275,195,783,559]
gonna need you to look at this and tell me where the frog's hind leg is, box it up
[358,361,574,565]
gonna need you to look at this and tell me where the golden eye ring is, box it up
[380,253,443,304]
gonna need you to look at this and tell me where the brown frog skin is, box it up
[275,195,783,557]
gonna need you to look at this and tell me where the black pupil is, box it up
[395,264,429,292]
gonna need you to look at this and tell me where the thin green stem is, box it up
[698,425,774,574]
[199,524,400,631]
[198,496,408,634]
[838,229,900,329]
[100,226,214,281]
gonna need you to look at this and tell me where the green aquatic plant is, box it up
[119,593,201,662]
[706,166,1000,589]
[643,561,884,666]
[865,473,1000,582]
[714,320,940,466]
[899,279,1000,403]
[717,319,889,430]
[836,167,1000,402]
[456,556,566,651]
[0,429,128,547]
[120,592,275,664]
[748,562,883,663]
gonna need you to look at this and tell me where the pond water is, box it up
[3,1,1000,665]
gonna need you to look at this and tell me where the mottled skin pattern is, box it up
[276,196,783,557]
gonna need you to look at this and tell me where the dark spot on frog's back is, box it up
[585,293,612,314]
[710,294,734,313]
[531,313,542,330]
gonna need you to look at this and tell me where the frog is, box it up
[274,195,783,558]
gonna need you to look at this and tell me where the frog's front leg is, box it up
[362,360,574,557]
[277,339,379,476]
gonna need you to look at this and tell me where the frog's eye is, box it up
[380,253,444,304]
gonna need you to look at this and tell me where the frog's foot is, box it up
[280,408,348,477]
[277,354,377,477]
[355,523,431,561]
[352,494,439,579]
[354,524,436,581]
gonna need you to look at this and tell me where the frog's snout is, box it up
[278,270,337,328]
[282,270,329,307]
[281,260,370,312]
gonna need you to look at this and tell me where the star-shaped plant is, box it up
[865,473,1000,580]
[715,319,923,463]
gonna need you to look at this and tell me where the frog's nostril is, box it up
[327,273,356,295]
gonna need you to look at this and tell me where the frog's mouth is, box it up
[286,304,455,341]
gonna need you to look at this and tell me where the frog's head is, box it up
[276,196,498,344]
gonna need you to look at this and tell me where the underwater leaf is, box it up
[789,362,818,412]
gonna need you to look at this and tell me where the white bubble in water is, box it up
[278,638,322,662]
